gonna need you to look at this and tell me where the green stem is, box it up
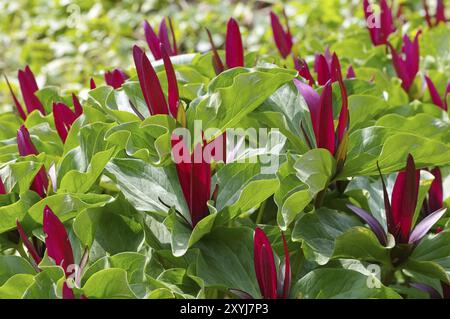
[314,189,326,208]
[256,200,267,225]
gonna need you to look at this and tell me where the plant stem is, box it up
[256,200,267,224]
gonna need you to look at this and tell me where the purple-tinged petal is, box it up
[206,28,225,75]
[436,0,446,24]
[225,18,244,68]
[43,205,75,276]
[425,76,445,109]
[4,75,27,120]
[347,204,388,246]
[53,102,77,143]
[409,208,447,244]
[254,227,278,299]
[161,43,179,117]
[346,65,356,79]
[363,0,382,45]
[143,20,162,60]
[379,0,395,43]
[410,283,442,299]
[388,42,413,92]
[270,11,292,59]
[89,78,96,90]
[294,79,320,138]
[16,220,42,265]
[104,69,127,89]
[377,163,394,234]
[391,154,420,243]
[317,81,335,154]
[132,45,169,115]
[72,93,83,117]
[294,58,315,86]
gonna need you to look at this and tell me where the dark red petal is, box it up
[104,69,127,89]
[206,28,225,75]
[53,102,77,142]
[331,54,349,143]
[4,75,27,120]
[18,69,45,115]
[270,11,292,59]
[0,177,5,194]
[391,154,420,243]
[168,17,178,55]
[72,93,83,117]
[254,227,278,299]
[315,55,331,86]
[388,42,412,91]
[422,0,433,27]
[379,0,395,43]
[89,78,96,90]
[159,18,174,56]
[143,20,162,60]
[190,142,211,227]
[346,65,356,79]
[425,76,445,109]
[43,205,75,276]
[294,58,315,86]
[428,168,444,213]
[225,18,244,68]
[16,220,42,265]
[161,43,179,117]
[317,81,335,154]
[132,45,169,115]
[62,283,75,299]
[436,0,446,24]
[17,125,39,156]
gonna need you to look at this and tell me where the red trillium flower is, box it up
[4,75,27,120]
[143,18,177,60]
[348,154,447,246]
[363,0,396,46]
[388,31,421,92]
[295,52,349,156]
[346,65,356,79]
[294,58,315,86]
[0,177,6,194]
[43,206,77,299]
[53,95,83,142]
[270,10,293,59]
[171,137,211,228]
[206,18,244,74]
[423,0,447,28]
[133,44,180,117]
[89,78,96,90]
[253,227,290,299]
[104,69,128,89]
[424,76,449,111]
[17,125,49,198]
[16,220,42,267]
[425,167,444,215]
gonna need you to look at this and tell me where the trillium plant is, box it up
[0,0,449,301]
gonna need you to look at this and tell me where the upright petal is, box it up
[143,20,162,60]
[16,220,42,265]
[436,0,446,24]
[206,28,225,75]
[0,177,6,194]
[294,58,315,86]
[331,53,349,143]
[391,154,420,243]
[315,55,331,86]
[43,206,75,276]
[280,233,291,298]
[132,45,169,115]
[403,32,421,84]
[225,18,244,68]
[317,81,335,154]
[168,17,178,55]
[379,0,395,43]
[161,43,180,117]
[346,65,356,79]
[423,0,433,27]
[159,18,174,56]
[72,93,83,117]
[294,79,320,138]
[89,78,96,90]
[270,11,292,59]
[388,42,412,91]
[53,102,77,142]
[18,68,45,115]
[363,0,381,45]
[254,227,278,299]
[425,76,445,109]
[347,204,388,246]
[104,69,128,89]
[4,75,27,120]
[428,168,443,213]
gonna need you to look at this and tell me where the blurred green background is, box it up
[0,0,446,109]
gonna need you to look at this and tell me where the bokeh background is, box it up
[0,0,448,109]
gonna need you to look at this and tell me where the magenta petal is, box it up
[436,0,446,24]
[132,45,169,115]
[315,55,331,86]
[143,20,162,60]
[346,65,356,79]
[89,78,96,90]
[53,102,77,142]
[428,168,444,213]
[409,208,447,244]
[425,76,445,109]
[225,18,244,68]
[270,11,292,59]
[104,69,127,89]
[17,125,39,156]
[254,227,278,299]
[168,18,178,55]
[280,233,291,299]
[16,220,42,265]
[388,42,412,91]
[158,18,174,56]
[379,0,395,43]
[4,75,27,120]
[161,43,179,117]
[62,282,75,299]
[391,154,420,243]
[347,204,388,246]
[363,0,382,45]
[294,58,315,86]
[18,68,45,115]
[317,81,335,154]
[43,206,75,276]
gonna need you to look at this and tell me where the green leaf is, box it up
[22,266,65,299]
[0,191,41,233]
[82,268,136,299]
[0,256,36,285]
[0,274,34,299]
